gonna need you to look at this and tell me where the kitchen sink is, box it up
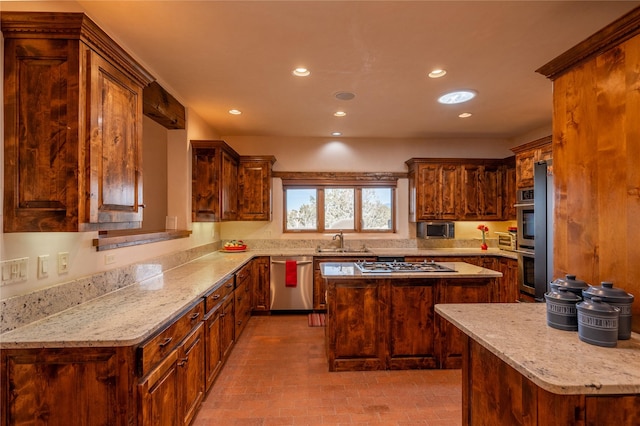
[315,247,371,253]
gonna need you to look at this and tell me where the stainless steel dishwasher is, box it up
[270,256,314,311]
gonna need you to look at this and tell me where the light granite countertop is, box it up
[0,251,254,349]
[320,261,503,279]
[435,303,640,395]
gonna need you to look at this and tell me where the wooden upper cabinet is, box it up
[2,12,154,232]
[511,136,552,190]
[191,140,239,222]
[238,156,276,221]
[406,158,508,222]
[406,160,459,221]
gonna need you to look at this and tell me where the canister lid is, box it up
[577,297,620,314]
[551,274,589,291]
[544,287,581,302]
[582,282,634,304]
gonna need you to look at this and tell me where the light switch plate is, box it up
[38,255,49,278]
[58,252,70,274]
[1,257,29,285]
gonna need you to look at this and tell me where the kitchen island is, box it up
[320,261,502,371]
[436,303,640,425]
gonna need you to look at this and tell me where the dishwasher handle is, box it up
[271,260,312,266]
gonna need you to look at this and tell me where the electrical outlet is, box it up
[105,254,116,265]
[58,252,70,274]
[38,255,49,278]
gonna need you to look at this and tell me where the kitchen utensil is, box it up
[576,297,620,347]
[544,287,581,331]
[582,282,634,340]
[550,274,589,297]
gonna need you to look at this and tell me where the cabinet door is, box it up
[86,48,144,227]
[515,151,536,189]
[235,264,252,337]
[3,38,81,232]
[220,295,235,360]
[502,164,517,220]
[178,323,204,426]
[415,164,440,220]
[191,145,220,222]
[437,278,494,368]
[204,306,223,391]
[139,350,179,426]
[388,280,437,369]
[238,158,274,221]
[4,348,127,426]
[439,164,460,219]
[326,278,387,371]
[252,257,270,312]
[480,165,502,220]
[220,150,238,220]
[460,165,481,219]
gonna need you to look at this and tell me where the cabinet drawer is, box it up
[137,300,204,377]
[205,276,235,313]
[235,262,252,284]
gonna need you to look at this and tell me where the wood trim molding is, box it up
[93,230,192,251]
[273,171,407,186]
[510,135,552,155]
[536,6,640,80]
[1,12,155,86]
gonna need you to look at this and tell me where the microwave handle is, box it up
[513,202,534,208]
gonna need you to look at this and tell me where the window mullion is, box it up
[355,187,363,232]
[318,188,326,232]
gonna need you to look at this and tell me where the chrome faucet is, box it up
[332,231,344,249]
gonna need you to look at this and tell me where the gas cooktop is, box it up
[354,261,456,273]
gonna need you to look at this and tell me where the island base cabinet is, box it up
[463,336,640,425]
[326,279,388,371]
[1,347,135,426]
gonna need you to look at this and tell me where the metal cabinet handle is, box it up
[189,312,201,320]
[159,337,173,348]
[212,294,220,300]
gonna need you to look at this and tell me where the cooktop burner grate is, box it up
[354,261,456,273]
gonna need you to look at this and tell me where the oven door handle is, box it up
[513,203,534,208]
[514,249,534,256]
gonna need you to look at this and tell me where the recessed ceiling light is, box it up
[458,112,472,118]
[335,91,356,101]
[228,109,242,115]
[428,69,447,78]
[292,67,310,77]
[331,132,342,136]
[334,111,346,117]
[438,90,477,104]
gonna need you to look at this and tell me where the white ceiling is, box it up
[7,1,640,141]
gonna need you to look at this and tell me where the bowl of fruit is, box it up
[222,240,247,252]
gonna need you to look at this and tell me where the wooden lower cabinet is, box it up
[325,276,496,371]
[235,264,252,338]
[1,347,134,426]
[389,279,437,369]
[204,304,223,391]
[463,336,640,425]
[325,278,388,371]
[138,323,204,426]
[251,257,270,312]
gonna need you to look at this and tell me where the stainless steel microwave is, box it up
[417,222,455,239]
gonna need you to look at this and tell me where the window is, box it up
[284,184,395,233]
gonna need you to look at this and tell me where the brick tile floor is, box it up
[193,315,462,425]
